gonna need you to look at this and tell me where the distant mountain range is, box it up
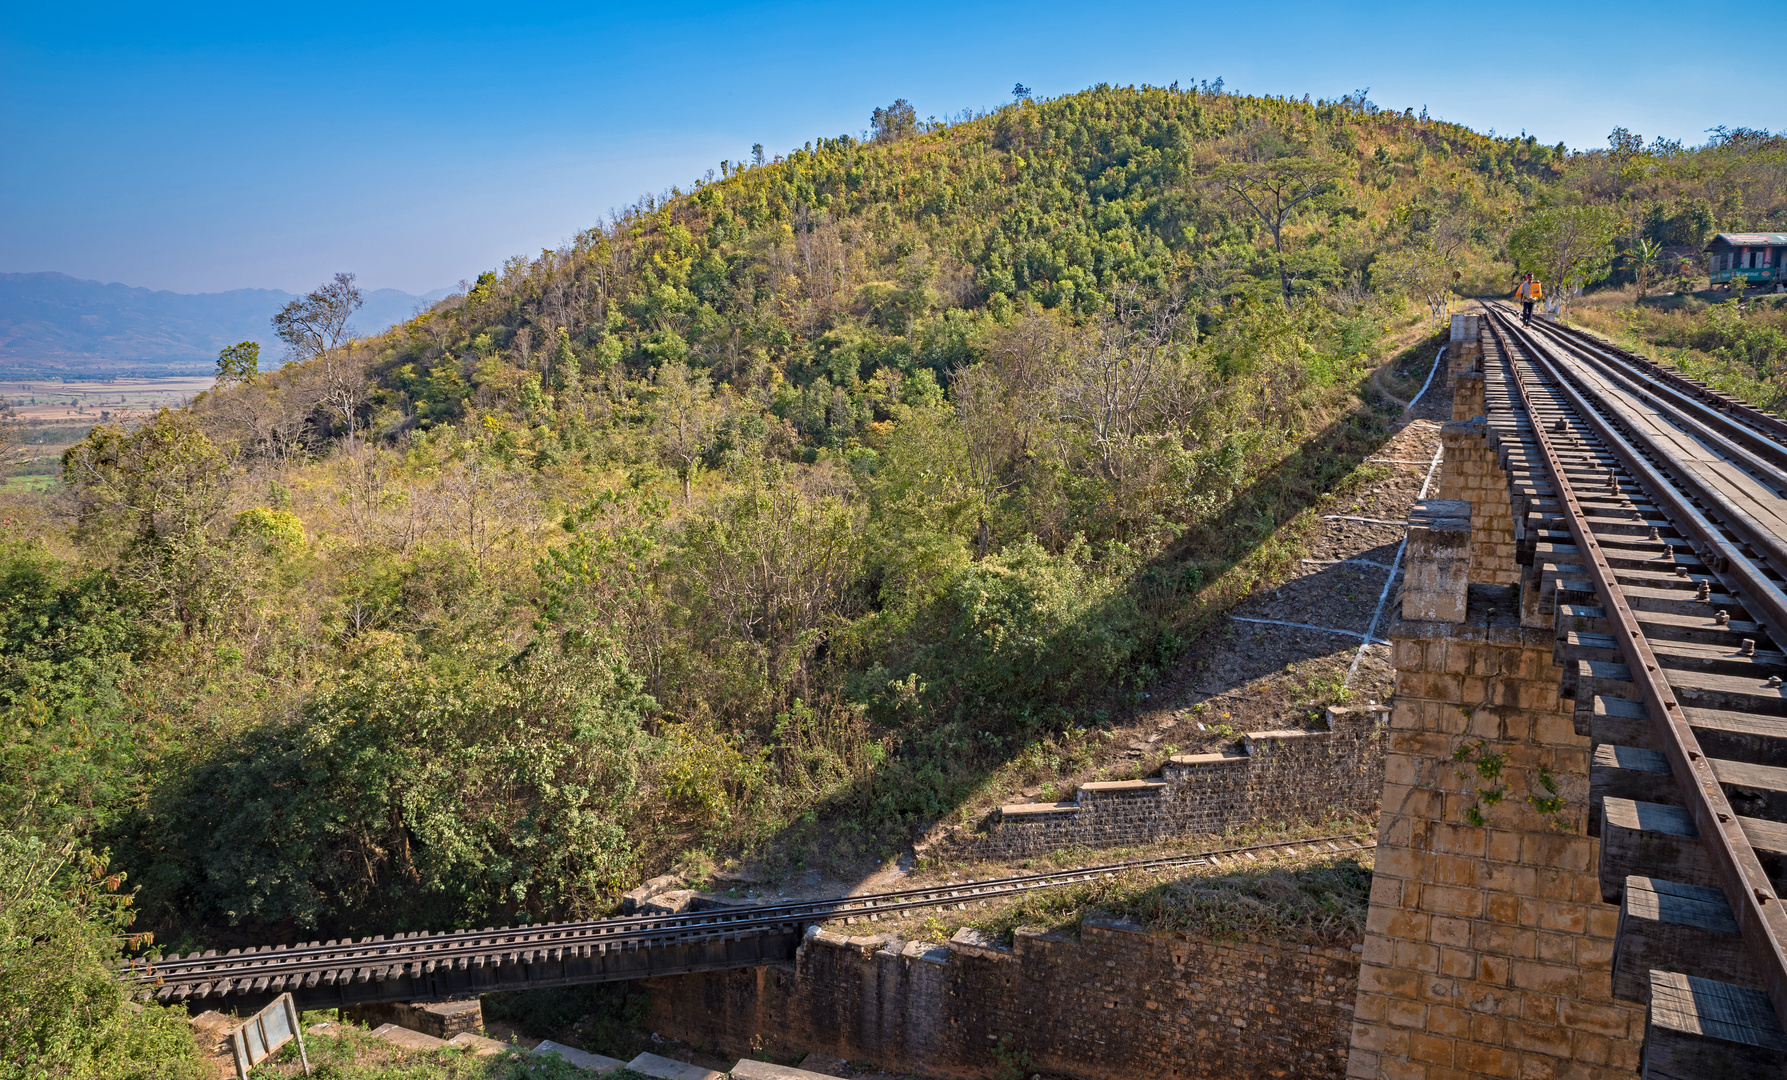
[0,272,452,379]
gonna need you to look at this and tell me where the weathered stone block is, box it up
[1403,501,1473,623]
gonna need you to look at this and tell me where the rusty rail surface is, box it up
[1484,304,1787,1035]
[131,831,1375,1011]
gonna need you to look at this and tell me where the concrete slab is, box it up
[534,1040,624,1072]
[369,1023,446,1052]
[626,1051,725,1079]
[445,1032,508,1056]
[729,1060,840,1079]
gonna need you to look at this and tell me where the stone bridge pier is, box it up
[1345,316,1647,1080]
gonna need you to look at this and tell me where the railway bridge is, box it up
[1353,306,1787,1079]
[129,834,1371,1016]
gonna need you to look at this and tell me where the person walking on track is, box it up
[1514,273,1542,326]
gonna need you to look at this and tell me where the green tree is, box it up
[61,411,240,636]
[145,636,654,933]
[653,363,721,500]
[1374,247,1455,326]
[0,542,153,841]
[549,326,581,395]
[1628,237,1664,300]
[870,99,917,143]
[213,341,260,386]
[1210,155,1345,303]
[0,828,203,1080]
[274,272,367,446]
[1508,205,1621,313]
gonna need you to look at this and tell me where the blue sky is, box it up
[2,1,1777,296]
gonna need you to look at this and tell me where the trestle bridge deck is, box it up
[1477,304,1787,1071]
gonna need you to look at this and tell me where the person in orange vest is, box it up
[1514,273,1543,326]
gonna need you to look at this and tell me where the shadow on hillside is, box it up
[753,338,1442,888]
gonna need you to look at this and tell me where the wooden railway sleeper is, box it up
[1491,307,1787,1036]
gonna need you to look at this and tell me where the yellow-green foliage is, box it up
[3,86,1781,972]
[0,829,204,1080]
[231,506,306,552]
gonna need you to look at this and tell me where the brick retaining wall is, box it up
[954,705,1388,859]
[643,919,1362,1080]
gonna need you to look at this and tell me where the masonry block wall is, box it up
[645,919,1362,1080]
[1452,372,1485,424]
[1345,394,1646,1080]
[1435,420,1519,586]
[957,706,1388,859]
[1448,315,1482,376]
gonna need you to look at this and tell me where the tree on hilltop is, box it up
[214,340,260,386]
[871,100,917,143]
[1207,130,1345,304]
[274,272,368,448]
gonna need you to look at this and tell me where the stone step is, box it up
[445,1032,507,1056]
[370,1023,446,1052]
[730,1060,840,1080]
[1613,877,1758,1004]
[1643,970,1787,1076]
[534,1040,625,1072]
[625,1052,725,1080]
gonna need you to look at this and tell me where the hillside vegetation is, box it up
[4,83,1785,1071]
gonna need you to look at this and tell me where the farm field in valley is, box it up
[0,374,214,422]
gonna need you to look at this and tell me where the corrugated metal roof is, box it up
[1709,232,1787,246]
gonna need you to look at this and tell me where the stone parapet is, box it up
[957,705,1389,858]
[1403,500,1472,623]
[345,998,483,1039]
[1452,371,1485,422]
[1437,420,1519,586]
[1448,315,1483,377]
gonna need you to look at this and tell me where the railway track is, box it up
[1477,303,1787,1059]
[131,831,1375,1010]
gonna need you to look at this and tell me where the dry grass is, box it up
[860,817,1376,948]
[245,1021,641,1079]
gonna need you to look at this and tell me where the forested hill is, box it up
[7,84,1785,1015]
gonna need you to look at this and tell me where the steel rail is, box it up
[132,831,1374,989]
[1486,307,1787,1034]
[1514,311,1787,485]
[1513,309,1787,471]
[1536,312,1787,447]
[1496,314,1787,652]
[141,830,1370,973]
